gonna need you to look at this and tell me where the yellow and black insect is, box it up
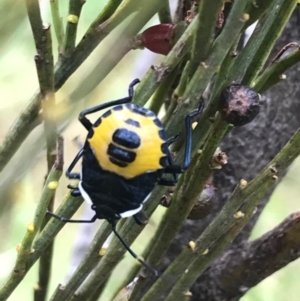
[48,79,203,275]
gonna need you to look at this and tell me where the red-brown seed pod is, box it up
[139,23,175,55]
[219,84,261,126]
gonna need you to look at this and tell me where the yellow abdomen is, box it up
[88,104,168,179]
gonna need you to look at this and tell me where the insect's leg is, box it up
[66,148,84,179]
[158,151,178,186]
[111,221,160,277]
[181,101,204,169]
[166,133,181,146]
[66,186,82,197]
[163,101,204,174]
[47,210,97,223]
[78,79,140,130]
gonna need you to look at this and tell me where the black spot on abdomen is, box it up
[112,128,141,149]
[108,128,141,168]
[107,144,136,167]
[125,118,140,128]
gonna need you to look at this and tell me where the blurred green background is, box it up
[0,1,299,301]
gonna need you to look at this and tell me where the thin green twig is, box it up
[189,0,296,167]
[0,190,83,301]
[0,0,123,173]
[158,0,172,23]
[133,15,199,107]
[191,0,223,64]
[25,2,57,299]
[144,126,300,301]
[155,114,229,265]
[72,219,148,300]
[163,203,254,301]
[56,0,140,79]
[162,59,190,124]
[164,0,252,139]
[63,0,85,56]
[140,164,245,300]
[49,221,111,301]
[241,0,298,85]
[209,0,295,95]
[68,0,165,103]
[0,138,64,301]
[50,0,65,50]
[244,0,278,28]
[253,45,300,93]
[129,114,229,301]
[73,186,162,301]
[148,64,181,114]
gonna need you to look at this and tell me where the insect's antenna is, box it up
[111,223,160,277]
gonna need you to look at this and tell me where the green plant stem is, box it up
[173,60,190,96]
[210,0,295,95]
[34,206,55,301]
[73,192,161,301]
[30,193,84,262]
[164,204,254,301]
[241,0,298,85]
[211,33,241,98]
[34,138,61,301]
[56,0,140,80]
[244,0,278,28]
[25,0,45,46]
[140,169,245,300]
[192,0,223,64]
[0,191,84,301]
[50,0,65,49]
[253,46,300,93]
[0,0,123,173]
[210,0,280,100]
[0,141,64,301]
[162,59,190,124]
[129,114,229,301]
[49,221,111,301]
[14,159,63,273]
[110,262,142,301]
[187,0,223,79]
[25,2,57,299]
[63,0,85,55]
[26,0,56,172]
[71,217,148,301]
[148,65,181,114]
[40,41,57,173]
[155,114,229,265]
[110,225,156,301]
[164,0,252,139]
[175,0,281,163]
[158,0,172,23]
[68,0,165,103]
[142,126,300,301]
[36,28,56,301]
[133,14,199,107]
